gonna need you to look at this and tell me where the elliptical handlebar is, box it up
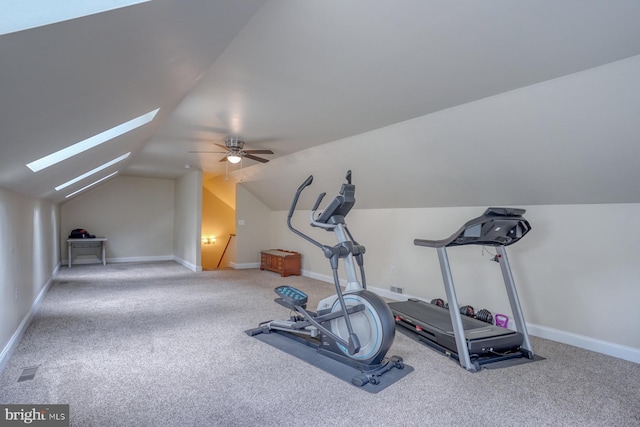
[287,175,325,250]
[286,171,360,261]
[287,175,313,221]
[311,192,326,213]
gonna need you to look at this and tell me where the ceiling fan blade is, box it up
[244,149,274,154]
[214,143,229,150]
[219,156,229,162]
[244,154,270,163]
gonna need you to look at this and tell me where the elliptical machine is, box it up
[247,171,405,387]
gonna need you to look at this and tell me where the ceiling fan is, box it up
[189,137,274,164]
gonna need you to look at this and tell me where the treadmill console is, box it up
[451,207,531,247]
[483,207,525,217]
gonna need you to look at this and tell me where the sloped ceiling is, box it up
[0,0,265,201]
[1,1,640,209]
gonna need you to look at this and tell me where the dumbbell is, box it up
[430,298,446,308]
[459,305,475,317]
[475,308,494,324]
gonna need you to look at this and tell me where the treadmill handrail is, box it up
[414,238,451,248]
[414,207,530,248]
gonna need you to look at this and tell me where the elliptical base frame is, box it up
[247,287,405,387]
[246,324,406,388]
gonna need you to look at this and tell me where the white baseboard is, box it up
[301,270,409,302]
[527,323,640,364]
[61,258,100,265]
[108,255,175,264]
[63,256,200,271]
[301,269,333,283]
[172,256,201,272]
[300,272,640,365]
[0,266,57,374]
[52,262,60,278]
[368,285,411,301]
[385,290,640,364]
[62,255,177,266]
[230,262,260,269]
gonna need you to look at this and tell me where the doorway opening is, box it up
[201,174,236,270]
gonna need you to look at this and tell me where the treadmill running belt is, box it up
[390,300,514,338]
[389,299,524,355]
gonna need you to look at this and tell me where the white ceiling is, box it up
[2,1,640,209]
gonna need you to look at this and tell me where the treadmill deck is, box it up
[389,299,523,355]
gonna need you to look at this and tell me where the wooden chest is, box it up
[260,249,301,277]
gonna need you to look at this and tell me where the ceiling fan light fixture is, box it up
[227,154,242,164]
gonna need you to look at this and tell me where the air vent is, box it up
[18,366,38,382]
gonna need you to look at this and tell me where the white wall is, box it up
[234,184,272,267]
[231,56,640,365]
[269,203,640,363]
[239,55,640,212]
[173,171,202,271]
[0,187,60,372]
[58,172,204,271]
[61,176,175,263]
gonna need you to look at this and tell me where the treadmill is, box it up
[388,207,534,371]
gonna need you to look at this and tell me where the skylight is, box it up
[26,108,159,172]
[55,152,131,191]
[1,0,152,36]
[65,171,119,199]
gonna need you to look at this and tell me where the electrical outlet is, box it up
[390,266,396,275]
[14,287,19,302]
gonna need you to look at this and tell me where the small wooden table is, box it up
[260,249,301,277]
[67,238,107,268]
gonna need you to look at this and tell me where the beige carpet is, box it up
[1,261,639,426]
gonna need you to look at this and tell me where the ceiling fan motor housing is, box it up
[225,137,245,152]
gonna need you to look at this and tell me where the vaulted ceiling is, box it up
[2,1,640,209]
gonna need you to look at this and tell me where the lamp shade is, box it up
[227,154,241,164]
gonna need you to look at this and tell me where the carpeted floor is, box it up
[1,261,639,426]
